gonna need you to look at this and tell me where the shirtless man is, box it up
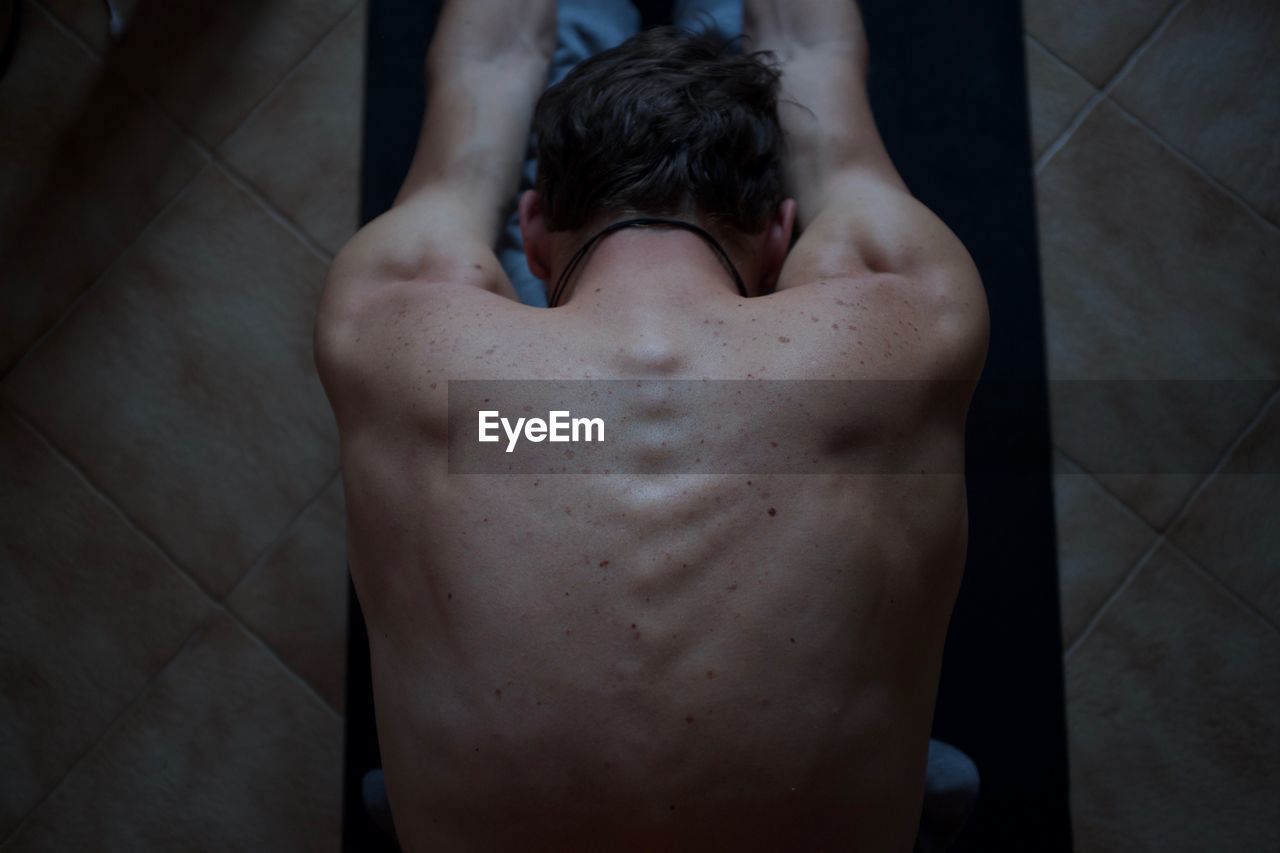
[315,0,989,849]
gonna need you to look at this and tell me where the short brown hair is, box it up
[532,25,787,236]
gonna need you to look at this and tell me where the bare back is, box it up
[333,230,976,851]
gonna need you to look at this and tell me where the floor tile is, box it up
[4,613,342,853]
[0,3,204,373]
[1039,100,1280,379]
[1021,0,1180,87]
[1169,392,1280,627]
[1024,35,1097,159]
[42,0,358,148]
[1052,380,1275,531]
[1111,0,1280,226]
[228,476,349,712]
[1037,98,1280,527]
[0,407,214,838]
[1052,452,1156,649]
[219,4,364,256]
[1,165,339,598]
[1065,544,1280,850]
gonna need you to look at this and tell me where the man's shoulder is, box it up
[317,267,525,361]
[315,274,503,428]
[769,272,987,381]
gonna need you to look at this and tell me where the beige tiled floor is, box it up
[1027,0,1280,848]
[1,0,359,848]
[0,0,1275,849]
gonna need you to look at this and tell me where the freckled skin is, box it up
[320,225,986,852]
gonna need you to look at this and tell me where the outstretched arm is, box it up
[745,0,988,380]
[323,0,555,312]
[745,0,896,228]
[395,0,556,231]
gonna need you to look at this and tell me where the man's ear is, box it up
[760,198,797,293]
[518,190,552,281]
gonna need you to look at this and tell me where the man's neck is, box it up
[551,226,749,309]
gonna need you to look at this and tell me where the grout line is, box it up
[223,466,345,717]
[0,156,212,383]
[102,70,337,266]
[199,0,360,264]
[1163,539,1280,637]
[1034,0,1192,176]
[4,0,349,727]
[1051,442,1162,534]
[230,608,346,719]
[1057,385,1280,658]
[1049,381,1279,536]
[3,406,345,828]
[117,0,357,266]
[214,160,335,264]
[3,402,343,710]
[29,0,104,63]
[1051,441,1183,533]
[5,3,350,834]
[1064,531,1280,662]
[4,4,216,383]
[129,96,336,265]
[1,96,338,383]
[13,0,364,385]
[1031,89,1104,175]
[34,0,359,149]
[0,597,345,848]
[218,0,365,153]
[11,0,344,379]
[0,610,210,848]
[224,467,341,604]
[1106,100,1280,236]
[1022,32,1081,80]
[1064,535,1164,661]
[1024,32,1096,100]
[1048,447,1162,660]
[1,402,222,605]
[1160,384,1280,532]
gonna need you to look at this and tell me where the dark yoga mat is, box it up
[347,2,1072,850]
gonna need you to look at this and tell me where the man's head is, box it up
[518,25,796,298]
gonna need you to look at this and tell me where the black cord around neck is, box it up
[546,216,748,308]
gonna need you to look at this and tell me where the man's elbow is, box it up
[313,270,362,389]
[907,251,990,387]
[933,273,990,386]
